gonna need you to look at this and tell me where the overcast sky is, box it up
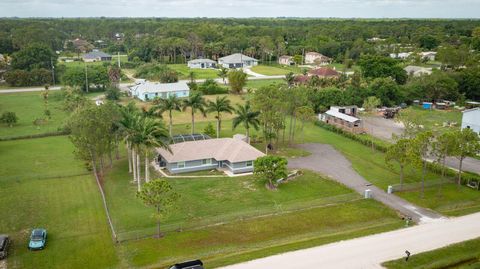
[1,0,479,18]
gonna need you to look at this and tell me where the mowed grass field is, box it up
[169,64,219,80]
[250,64,303,75]
[0,91,103,139]
[103,152,403,268]
[400,106,462,134]
[172,119,480,216]
[0,136,119,269]
[0,92,69,139]
[383,237,480,269]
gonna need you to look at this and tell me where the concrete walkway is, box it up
[220,211,480,269]
[287,144,444,223]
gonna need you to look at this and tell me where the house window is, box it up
[177,162,185,168]
[202,159,212,165]
[246,161,253,167]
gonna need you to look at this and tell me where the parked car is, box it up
[0,234,10,259]
[169,259,204,269]
[28,229,47,250]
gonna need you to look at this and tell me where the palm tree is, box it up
[217,67,228,85]
[119,102,140,179]
[232,102,260,144]
[182,92,206,134]
[206,96,234,138]
[136,116,171,184]
[150,95,182,136]
[285,72,296,87]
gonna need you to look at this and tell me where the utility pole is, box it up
[84,61,89,93]
[117,51,121,82]
[50,58,56,87]
[302,48,305,65]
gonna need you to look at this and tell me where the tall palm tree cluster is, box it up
[119,103,171,191]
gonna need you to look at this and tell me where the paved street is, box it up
[220,212,480,269]
[288,144,444,223]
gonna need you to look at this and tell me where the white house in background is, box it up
[305,52,331,65]
[187,58,216,69]
[129,81,189,101]
[462,108,480,134]
[404,66,433,77]
[389,52,412,60]
[420,51,437,61]
[218,53,258,68]
[82,50,112,62]
[278,55,294,65]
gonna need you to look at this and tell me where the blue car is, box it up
[28,229,47,250]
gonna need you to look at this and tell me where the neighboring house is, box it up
[188,58,216,69]
[156,137,265,174]
[389,52,412,59]
[404,66,433,77]
[308,67,340,78]
[66,38,94,53]
[82,50,112,62]
[305,52,331,65]
[462,108,480,134]
[129,81,189,101]
[278,55,294,66]
[420,51,437,61]
[319,106,364,134]
[218,53,258,68]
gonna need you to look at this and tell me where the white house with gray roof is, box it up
[82,50,112,62]
[218,53,258,69]
[156,137,265,174]
[187,58,216,69]
[129,81,189,101]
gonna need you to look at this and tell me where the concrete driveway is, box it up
[287,144,444,223]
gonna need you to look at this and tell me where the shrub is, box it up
[203,122,216,137]
[134,63,178,83]
[198,79,228,95]
[4,68,52,87]
[105,87,121,101]
[0,111,18,127]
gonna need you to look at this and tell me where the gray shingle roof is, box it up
[82,50,111,59]
[218,53,258,64]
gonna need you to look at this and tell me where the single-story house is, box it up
[82,50,112,62]
[156,137,265,174]
[278,55,294,66]
[65,38,94,53]
[420,51,437,61]
[218,53,258,69]
[187,58,216,69]
[319,106,364,134]
[129,81,189,101]
[462,108,480,134]
[308,67,340,78]
[404,66,432,77]
[305,52,331,65]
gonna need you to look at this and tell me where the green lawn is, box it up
[172,119,480,216]
[400,106,462,134]
[245,78,285,90]
[383,238,480,269]
[251,65,302,75]
[0,136,119,269]
[168,64,220,80]
[120,200,402,268]
[0,92,69,139]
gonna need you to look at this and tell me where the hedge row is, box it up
[0,130,69,141]
[314,120,480,186]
